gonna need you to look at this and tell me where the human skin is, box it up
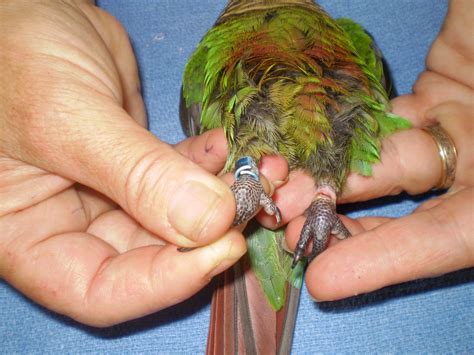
[0,0,472,328]
[0,0,288,327]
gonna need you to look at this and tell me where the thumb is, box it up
[5,96,235,248]
[0,1,235,248]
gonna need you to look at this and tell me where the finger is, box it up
[260,127,442,216]
[390,94,425,125]
[176,129,290,189]
[304,188,474,301]
[3,226,245,327]
[83,229,245,326]
[174,128,228,174]
[73,185,118,232]
[339,72,472,203]
[257,169,315,227]
[7,90,235,248]
[258,154,289,188]
[256,127,444,221]
[81,4,147,127]
[340,128,442,203]
[425,102,474,189]
[2,3,235,247]
[0,157,74,216]
[250,154,290,228]
[426,0,474,92]
[87,209,167,252]
[390,72,473,126]
[0,184,244,326]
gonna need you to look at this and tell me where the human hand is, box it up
[0,1,288,326]
[263,0,473,300]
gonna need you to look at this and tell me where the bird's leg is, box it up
[231,156,281,226]
[292,185,350,267]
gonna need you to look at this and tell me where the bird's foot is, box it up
[292,188,350,267]
[231,156,281,226]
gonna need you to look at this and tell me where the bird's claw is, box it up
[291,194,350,267]
[231,156,281,226]
[260,192,282,225]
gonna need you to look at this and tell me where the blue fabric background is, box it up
[1,1,473,353]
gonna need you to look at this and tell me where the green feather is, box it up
[182,1,411,310]
[246,221,305,311]
[336,18,383,84]
[336,17,411,176]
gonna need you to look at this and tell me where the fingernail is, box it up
[260,174,276,196]
[168,181,223,242]
[281,237,293,254]
[273,176,289,188]
[207,259,234,279]
[206,233,246,279]
[268,181,276,196]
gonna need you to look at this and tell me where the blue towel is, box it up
[2,1,473,353]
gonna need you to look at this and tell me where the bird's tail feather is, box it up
[206,257,302,355]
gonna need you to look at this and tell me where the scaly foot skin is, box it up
[231,157,281,226]
[292,187,351,267]
[177,157,279,254]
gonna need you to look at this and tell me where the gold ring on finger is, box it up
[422,124,457,190]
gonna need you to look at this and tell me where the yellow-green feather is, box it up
[182,2,410,309]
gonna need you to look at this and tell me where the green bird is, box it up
[180,1,410,353]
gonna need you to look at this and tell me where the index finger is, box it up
[264,127,442,224]
[304,188,473,301]
[340,127,441,203]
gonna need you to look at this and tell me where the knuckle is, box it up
[123,147,185,218]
